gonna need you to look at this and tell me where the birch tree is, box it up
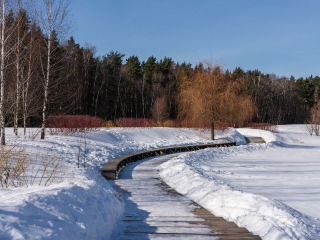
[22,23,42,135]
[0,0,20,145]
[0,0,6,145]
[13,8,29,136]
[35,0,70,139]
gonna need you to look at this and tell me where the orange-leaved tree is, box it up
[177,62,255,140]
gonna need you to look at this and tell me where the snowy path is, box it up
[109,153,261,240]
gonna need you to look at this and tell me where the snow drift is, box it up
[160,125,320,240]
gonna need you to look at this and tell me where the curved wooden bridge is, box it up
[101,142,236,180]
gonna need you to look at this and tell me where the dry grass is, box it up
[0,147,30,188]
[0,146,67,188]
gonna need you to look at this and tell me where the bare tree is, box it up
[152,96,168,123]
[0,0,6,145]
[306,102,320,136]
[114,65,125,121]
[13,7,30,136]
[22,23,42,135]
[0,0,22,145]
[35,0,71,139]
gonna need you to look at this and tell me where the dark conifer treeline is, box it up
[1,9,320,133]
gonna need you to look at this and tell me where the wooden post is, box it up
[211,121,215,140]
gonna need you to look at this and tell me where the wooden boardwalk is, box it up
[109,153,262,240]
[101,142,236,180]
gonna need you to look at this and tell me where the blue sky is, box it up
[69,0,320,79]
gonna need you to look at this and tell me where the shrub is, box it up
[172,119,229,131]
[0,147,29,188]
[172,119,210,129]
[105,120,114,129]
[246,122,277,132]
[215,121,230,131]
[306,102,320,136]
[306,124,320,136]
[46,115,105,135]
[111,118,230,131]
[115,118,154,128]
[163,120,175,128]
[152,96,169,123]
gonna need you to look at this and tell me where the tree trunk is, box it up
[211,121,215,140]
[23,29,34,136]
[41,24,51,139]
[135,89,137,119]
[141,78,145,119]
[114,75,121,122]
[0,0,6,145]
[23,65,31,135]
[14,32,20,136]
[91,64,98,115]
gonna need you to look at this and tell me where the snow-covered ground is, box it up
[1,125,320,240]
[0,127,232,240]
[160,125,320,240]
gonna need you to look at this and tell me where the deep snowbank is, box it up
[0,127,232,239]
[0,172,122,240]
[160,125,320,240]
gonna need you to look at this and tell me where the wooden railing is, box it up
[101,142,236,180]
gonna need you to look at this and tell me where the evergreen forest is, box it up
[1,5,319,142]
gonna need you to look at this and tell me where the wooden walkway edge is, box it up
[161,181,262,240]
[101,142,236,180]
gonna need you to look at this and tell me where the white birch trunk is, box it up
[40,4,52,140]
[0,0,5,145]
[23,45,32,135]
[14,27,20,136]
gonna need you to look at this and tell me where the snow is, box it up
[0,127,221,240]
[1,125,320,240]
[160,125,320,240]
